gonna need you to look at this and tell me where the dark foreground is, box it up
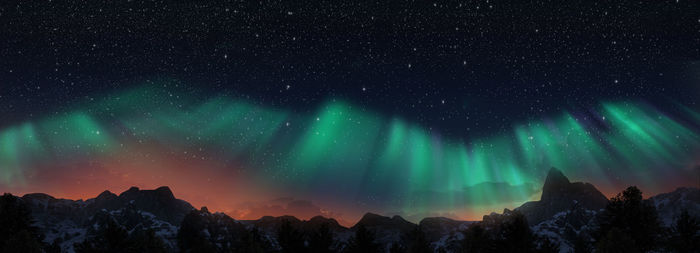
[1,168,698,253]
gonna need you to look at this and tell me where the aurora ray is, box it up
[1,83,699,223]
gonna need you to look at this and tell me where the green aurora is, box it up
[1,82,699,221]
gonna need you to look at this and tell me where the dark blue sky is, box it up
[1,0,699,140]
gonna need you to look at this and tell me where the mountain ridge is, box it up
[8,170,699,253]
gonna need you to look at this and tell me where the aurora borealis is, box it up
[2,1,700,226]
[1,82,699,224]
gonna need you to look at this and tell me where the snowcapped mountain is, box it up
[13,171,699,253]
[352,212,416,246]
[511,168,609,252]
[21,186,194,252]
[419,217,473,252]
[516,168,608,226]
[483,168,700,253]
[648,187,700,227]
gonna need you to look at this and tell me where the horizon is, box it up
[5,169,697,227]
[2,0,700,238]
[2,83,699,228]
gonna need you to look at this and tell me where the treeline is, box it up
[1,186,699,253]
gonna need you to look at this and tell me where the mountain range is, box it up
[13,168,700,252]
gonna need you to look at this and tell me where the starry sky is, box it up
[1,0,700,225]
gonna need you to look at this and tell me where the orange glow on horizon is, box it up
[2,140,697,228]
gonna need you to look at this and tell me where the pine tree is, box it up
[177,210,216,253]
[594,227,637,253]
[241,227,267,253]
[572,233,591,253]
[536,236,560,253]
[277,219,305,253]
[594,186,662,252]
[129,229,167,253]
[461,223,491,253]
[346,224,381,253]
[0,193,43,253]
[45,238,63,253]
[75,219,131,253]
[668,209,700,253]
[389,242,405,253]
[2,229,44,253]
[496,211,535,253]
[405,226,431,253]
[308,222,334,253]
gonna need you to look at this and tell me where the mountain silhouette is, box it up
[516,167,609,225]
[353,212,415,231]
[7,169,699,253]
[648,187,700,226]
[20,186,195,252]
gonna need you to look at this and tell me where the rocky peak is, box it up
[542,167,571,201]
[119,187,140,197]
[117,186,176,203]
[648,187,700,226]
[391,215,409,223]
[307,215,343,230]
[22,193,56,201]
[154,186,175,199]
[96,190,117,200]
[419,217,473,242]
[515,168,608,225]
[353,212,416,232]
[92,186,195,224]
[354,212,386,227]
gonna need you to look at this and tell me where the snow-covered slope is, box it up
[16,181,698,253]
[21,186,194,252]
[648,187,700,226]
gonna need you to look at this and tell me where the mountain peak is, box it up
[542,167,571,200]
[391,215,409,223]
[154,186,175,199]
[353,212,416,232]
[545,167,570,184]
[358,212,383,221]
[119,186,140,197]
[22,193,56,200]
[96,190,117,200]
[516,167,608,225]
[307,216,345,231]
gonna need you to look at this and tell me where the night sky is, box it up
[1,1,700,225]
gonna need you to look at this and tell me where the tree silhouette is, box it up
[345,224,381,253]
[76,219,130,253]
[241,227,267,253]
[2,229,44,253]
[277,219,305,253]
[536,236,560,253]
[404,226,431,253]
[77,219,168,253]
[177,210,216,253]
[594,186,662,252]
[308,222,334,253]
[130,229,167,253]
[0,193,43,253]
[461,223,492,253]
[45,238,63,253]
[668,209,699,253]
[389,242,405,253]
[572,233,592,253]
[594,227,636,253]
[495,211,535,253]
